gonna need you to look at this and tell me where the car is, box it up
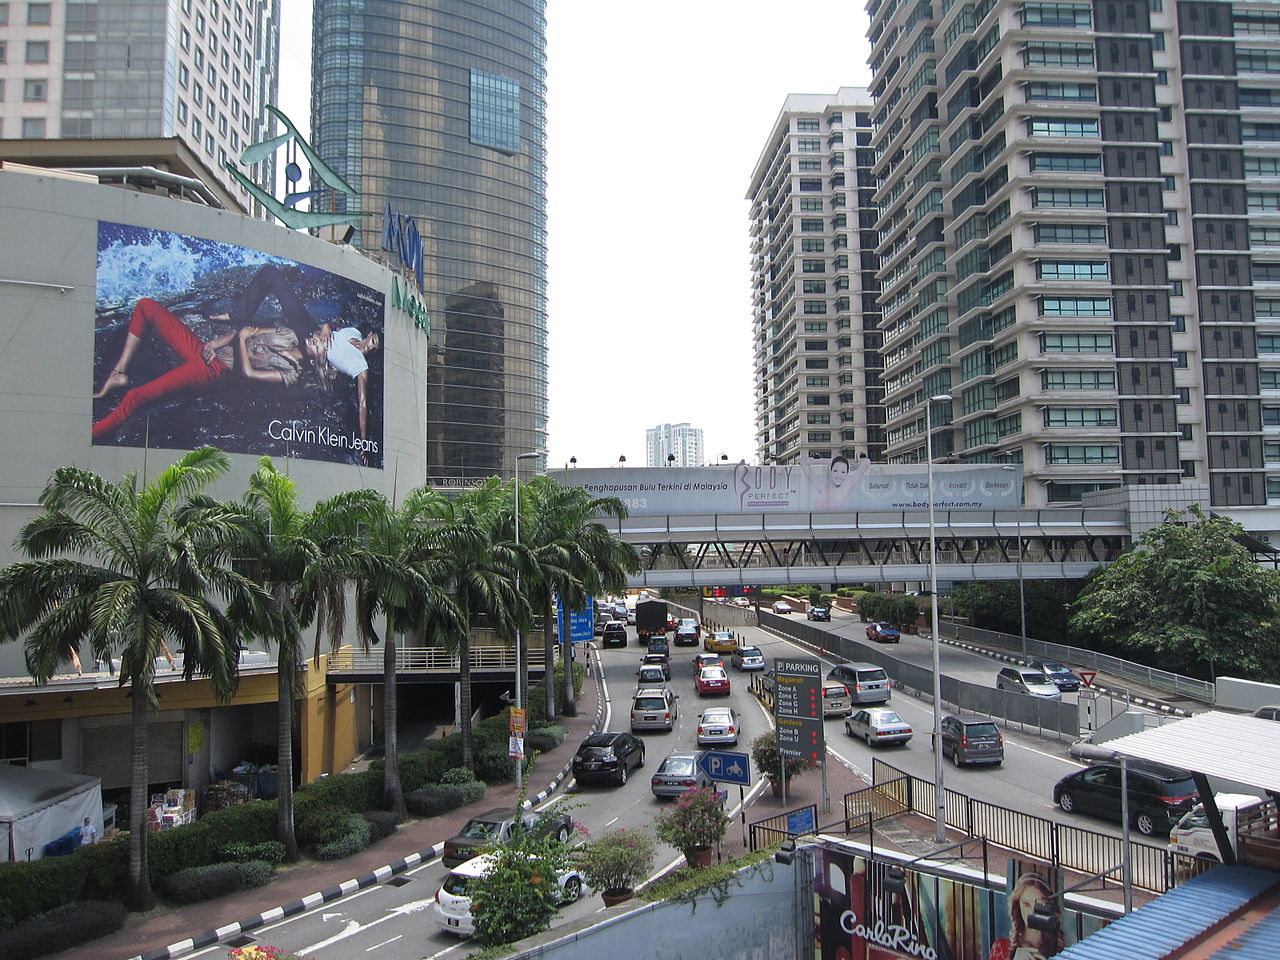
[571,731,645,786]
[695,666,731,696]
[704,630,739,653]
[650,750,713,799]
[433,851,583,936]
[677,617,701,639]
[626,607,637,625]
[442,807,574,867]
[601,620,628,648]
[636,664,668,687]
[827,662,892,704]
[630,687,679,732]
[1053,762,1200,835]
[613,602,629,621]
[1253,705,1280,721]
[822,679,852,718]
[807,605,831,621]
[996,666,1063,700]
[666,615,678,631]
[693,652,724,670]
[673,623,700,646]
[638,653,671,680]
[865,621,901,643]
[1027,658,1081,692]
[733,596,751,607]
[697,706,740,746]
[647,637,670,659]
[731,645,766,671]
[845,708,913,746]
[939,714,1004,766]
[771,600,793,614]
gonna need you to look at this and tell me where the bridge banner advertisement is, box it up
[549,461,1020,517]
[812,848,1109,960]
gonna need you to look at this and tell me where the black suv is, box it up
[572,732,645,786]
[1053,762,1199,835]
[807,605,831,621]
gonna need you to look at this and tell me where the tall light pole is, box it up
[926,393,952,843]
[512,450,543,796]
[1001,461,1027,657]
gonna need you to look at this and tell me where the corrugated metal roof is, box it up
[1103,711,1280,794]
[1054,866,1279,960]
[1208,906,1280,960]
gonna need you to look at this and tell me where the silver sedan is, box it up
[845,708,913,747]
[697,706,740,746]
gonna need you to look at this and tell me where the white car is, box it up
[433,852,584,936]
[771,600,793,614]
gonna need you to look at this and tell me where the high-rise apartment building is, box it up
[749,90,886,465]
[311,0,549,480]
[646,422,705,467]
[867,0,1280,508]
[0,0,279,211]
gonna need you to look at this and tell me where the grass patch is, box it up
[639,846,779,904]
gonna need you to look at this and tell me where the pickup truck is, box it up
[865,621,901,643]
[1169,793,1271,863]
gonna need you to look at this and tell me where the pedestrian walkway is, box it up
[52,659,606,960]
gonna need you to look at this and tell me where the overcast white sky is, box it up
[279,1,872,470]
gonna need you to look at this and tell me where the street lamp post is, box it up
[513,450,543,796]
[1000,461,1027,658]
[925,393,952,844]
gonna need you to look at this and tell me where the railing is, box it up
[748,804,819,851]
[326,643,547,675]
[939,622,1216,704]
[870,758,1214,893]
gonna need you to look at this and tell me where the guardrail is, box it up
[939,622,1215,704]
[326,643,546,675]
[748,803,819,851]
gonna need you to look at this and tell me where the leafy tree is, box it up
[465,809,574,947]
[1070,506,1280,678]
[0,448,267,910]
[952,579,1084,640]
[232,457,377,861]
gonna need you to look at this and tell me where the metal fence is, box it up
[940,622,1215,704]
[748,803,818,851]
[757,611,1080,738]
[870,758,1213,894]
[326,642,545,676]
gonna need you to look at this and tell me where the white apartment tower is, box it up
[866,0,1280,508]
[646,423,705,467]
[0,0,279,210]
[749,90,886,465]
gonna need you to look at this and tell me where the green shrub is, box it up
[312,815,371,860]
[0,852,88,925]
[405,785,467,818]
[295,770,381,814]
[233,859,275,889]
[439,766,475,784]
[158,862,243,905]
[361,810,400,843]
[526,725,564,753]
[397,752,435,792]
[148,800,278,881]
[78,834,128,900]
[298,805,357,847]
[221,840,286,865]
[0,900,126,960]
[475,750,515,784]
[457,780,486,804]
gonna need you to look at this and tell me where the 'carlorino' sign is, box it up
[547,461,1020,516]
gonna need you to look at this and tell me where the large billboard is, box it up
[549,461,1020,516]
[91,222,385,467]
[813,849,1109,960]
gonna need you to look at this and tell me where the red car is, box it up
[695,666,731,696]
[666,615,678,631]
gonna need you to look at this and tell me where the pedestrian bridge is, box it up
[601,506,1130,589]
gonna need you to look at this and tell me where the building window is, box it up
[1041,332,1113,353]
[800,218,824,232]
[806,376,831,387]
[177,100,188,124]
[801,239,825,252]
[1024,42,1094,68]
[1035,223,1106,243]
[1046,444,1120,464]
[1032,188,1104,208]
[799,198,824,211]
[802,259,825,273]
[469,70,521,153]
[21,117,46,138]
[798,158,823,171]
[1021,2,1092,27]
[25,40,49,63]
[803,301,828,315]
[1263,370,1280,389]
[1044,407,1118,427]
[1026,81,1096,102]
[1030,153,1102,172]
[803,321,829,333]
[1042,369,1116,389]
[1028,117,1100,138]
[797,137,822,151]
[1037,260,1109,280]
[797,118,820,131]
[22,79,46,102]
[0,4,8,25]
[1178,387,1192,404]
[803,280,827,293]
[27,2,50,24]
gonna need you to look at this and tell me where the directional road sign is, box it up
[698,750,752,786]
[557,597,594,644]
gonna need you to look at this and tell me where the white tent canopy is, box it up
[1103,710,1280,795]
[0,764,103,862]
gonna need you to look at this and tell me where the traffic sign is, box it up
[698,750,752,786]
[774,657,825,759]
[557,597,594,643]
[787,807,816,835]
[1079,671,1097,688]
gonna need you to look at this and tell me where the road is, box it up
[180,614,1152,960]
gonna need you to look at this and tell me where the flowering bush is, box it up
[227,947,313,960]
[576,828,655,894]
[653,786,729,857]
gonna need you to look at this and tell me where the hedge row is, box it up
[158,860,274,905]
[856,592,923,627]
[0,900,127,960]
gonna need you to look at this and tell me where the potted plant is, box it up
[751,731,814,797]
[576,828,655,906]
[654,785,730,868]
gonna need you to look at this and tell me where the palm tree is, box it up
[233,457,378,861]
[354,486,466,816]
[0,448,266,910]
[520,478,636,717]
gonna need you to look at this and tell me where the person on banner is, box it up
[987,872,1064,960]
[92,264,380,460]
[800,454,871,511]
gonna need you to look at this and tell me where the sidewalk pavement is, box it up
[53,657,607,960]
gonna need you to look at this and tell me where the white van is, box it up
[1169,793,1267,862]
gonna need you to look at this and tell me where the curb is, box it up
[131,657,607,960]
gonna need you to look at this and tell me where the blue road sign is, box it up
[697,750,751,786]
[786,808,816,835]
[556,597,594,643]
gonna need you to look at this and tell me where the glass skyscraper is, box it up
[311,0,549,479]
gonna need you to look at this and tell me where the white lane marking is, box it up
[366,935,402,951]
[605,815,620,827]
[300,899,435,953]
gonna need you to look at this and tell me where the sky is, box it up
[278,1,872,470]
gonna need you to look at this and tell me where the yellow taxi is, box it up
[703,630,739,654]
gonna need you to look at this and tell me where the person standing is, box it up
[79,817,98,846]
